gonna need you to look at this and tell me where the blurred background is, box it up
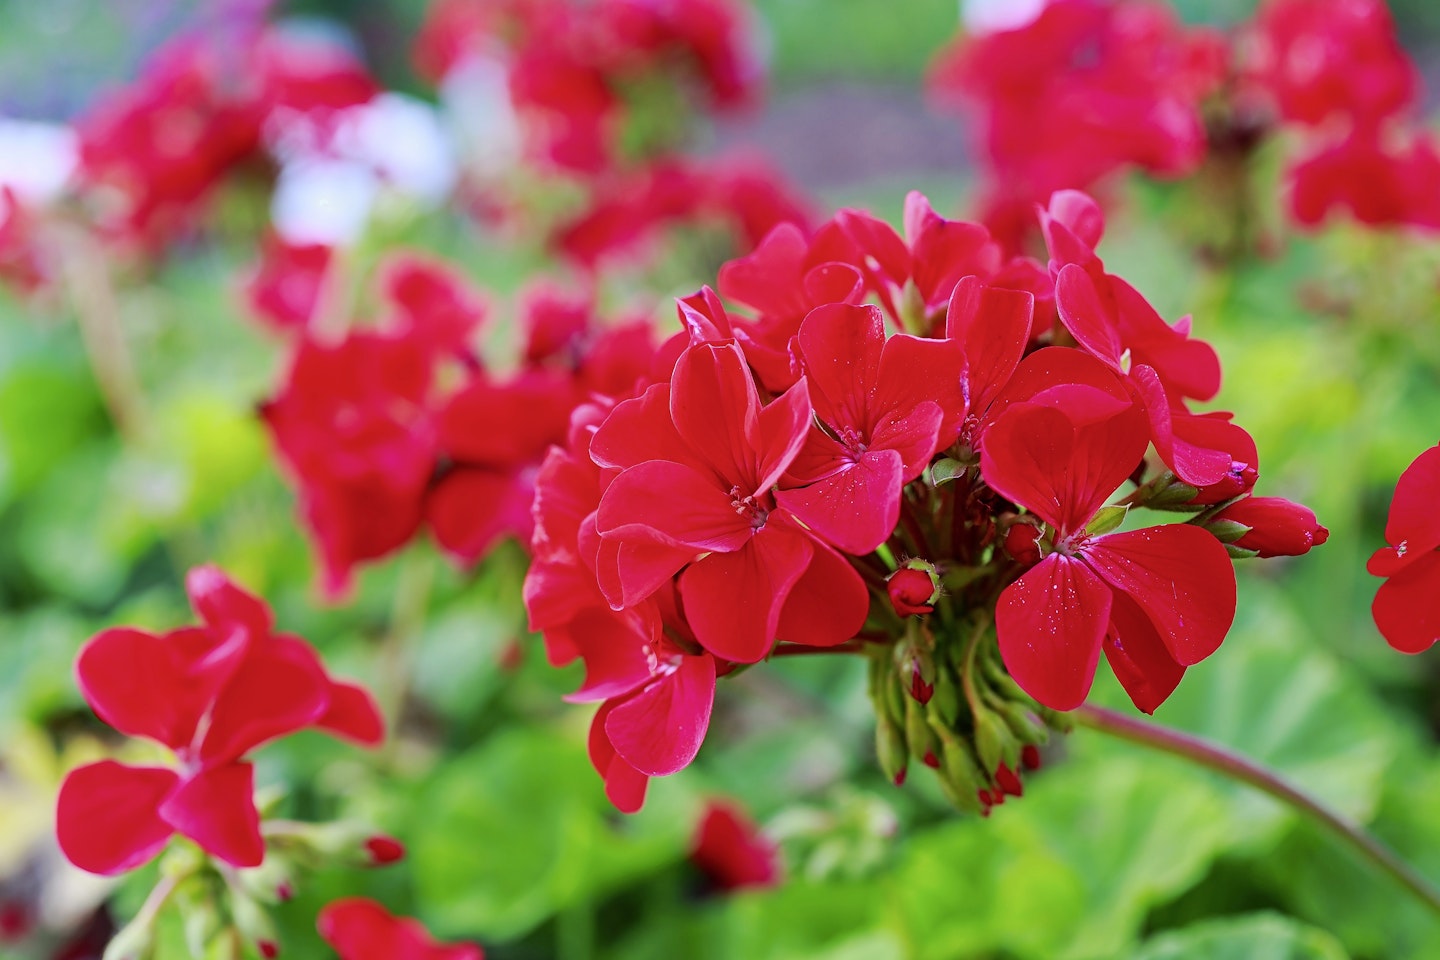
[3,1,1440,958]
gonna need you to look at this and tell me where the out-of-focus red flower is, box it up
[1369,444,1440,654]
[1243,0,1415,128]
[263,327,439,597]
[930,0,1221,249]
[1288,131,1440,231]
[56,567,383,875]
[690,800,780,891]
[319,898,483,960]
[245,234,333,331]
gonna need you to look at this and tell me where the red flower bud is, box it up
[994,763,1024,798]
[260,942,280,959]
[922,751,940,769]
[1002,523,1043,565]
[887,565,939,617]
[364,836,406,866]
[1021,745,1042,771]
[1212,496,1328,558]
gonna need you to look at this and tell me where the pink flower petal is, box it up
[775,449,903,555]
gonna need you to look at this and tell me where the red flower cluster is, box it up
[929,0,1223,248]
[75,27,376,245]
[525,187,1325,811]
[1370,444,1440,653]
[930,0,1440,240]
[414,0,757,176]
[55,566,383,875]
[1243,0,1440,229]
[319,899,483,960]
[262,256,660,595]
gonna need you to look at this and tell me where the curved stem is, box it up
[1074,703,1440,917]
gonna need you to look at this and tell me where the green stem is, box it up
[1074,703,1440,917]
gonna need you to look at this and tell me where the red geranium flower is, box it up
[592,340,868,663]
[982,382,1236,713]
[56,567,383,875]
[1369,444,1440,653]
[319,898,482,960]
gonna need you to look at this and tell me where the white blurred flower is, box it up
[271,157,379,246]
[962,0,1049,34]
[0,119,77,204]
[334,92,458,203]
[440,54,523,179]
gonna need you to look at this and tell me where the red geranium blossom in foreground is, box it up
[56,566,383,874]
[319,898,483,960]
[525,187,1322,812]
[1369,443,1440,653]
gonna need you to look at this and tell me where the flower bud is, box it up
[1210,496,1328,558]
[875,713,908,786]
[1021,745,1042,771]
[887,562,940,617]
[364,835,406,866]
[1001,523,1042,565]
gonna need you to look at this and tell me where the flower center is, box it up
[729,485,770,530]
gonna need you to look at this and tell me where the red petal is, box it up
[1131,364,1230,487]
[318,897,483,960]
[186,566,275,641]
[1055,264,1125,372]
[679,524,813,663]
[945,276,1033,416]
[995,555,1112,711]
[874,333,966,457]
[196,635,331,765]
[564,606,661,703]
[1373,549,1440,654]
[594,536,698,610]
[75,628,210,750]
[753,378,815,494]
[775,449,903,555]
[1082,525,1236,667]
[160,763,264,868]
[1384,445,1440,557]
[794,303,885,433]
[981,400,1146,535]
[775,533,870,647]
[670,342,762,489]
[56,761,179,875]
[426,466,533,565]
[605,654,716,776]
[597,460,752,552]
[316,680,385,746]
[588,704,650,813]
[590,384,692,473]
[1103,590,1185,714]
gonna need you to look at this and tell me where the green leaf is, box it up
[895,752,1231,960]
[1095,578,1404,841]
[929,458,966,486]
[409,727,694,941]
[1130,912,1349,960]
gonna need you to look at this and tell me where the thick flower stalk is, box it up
[524,188,1326,812]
